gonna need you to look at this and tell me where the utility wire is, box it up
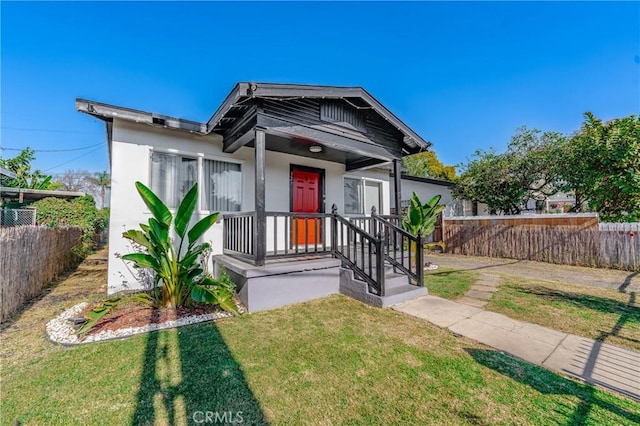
[0,142,104,152]
[43,145,106,172]
[1,126,96,134]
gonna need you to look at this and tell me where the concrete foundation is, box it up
[213,255,341,312]
[339,268,427,308]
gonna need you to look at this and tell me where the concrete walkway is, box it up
[393,295,640,401]
[457,272,501,308]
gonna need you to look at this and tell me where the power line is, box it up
[0,142,104,152]
[1,126,96,134]
[43,146,106,172]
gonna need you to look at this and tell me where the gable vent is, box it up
[320,100,365,132]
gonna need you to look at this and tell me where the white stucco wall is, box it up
[389,176,454,208]
[107,120,390,293]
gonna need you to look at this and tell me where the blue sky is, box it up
[2,1,638,175]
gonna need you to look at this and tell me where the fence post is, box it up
[416,230,424,287]
[376,231,385,296]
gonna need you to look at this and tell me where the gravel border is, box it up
[46,303,233,345]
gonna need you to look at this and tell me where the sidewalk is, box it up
[393,295,640,401]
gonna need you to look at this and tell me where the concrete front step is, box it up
[339,268,427,308]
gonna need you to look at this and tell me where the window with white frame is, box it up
[203,159,241,212]
[150,152,197,209]
[343,177,382,215]
[150,151,242,211]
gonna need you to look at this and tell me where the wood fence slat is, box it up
[0,226,82,321]
[444,218,639,271]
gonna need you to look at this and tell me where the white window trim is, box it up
[342,175,385,216]
[148,147,244,214]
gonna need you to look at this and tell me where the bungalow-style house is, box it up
[77,82,434,311]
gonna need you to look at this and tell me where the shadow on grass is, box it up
[466,349,640,424]
[517,286,639,323]
[132,317,268,425]
[620,271,639,293]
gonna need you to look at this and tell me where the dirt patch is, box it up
[77,302,221,335]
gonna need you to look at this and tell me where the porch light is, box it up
[309,145,323,153]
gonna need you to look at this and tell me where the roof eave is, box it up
[75,99,208,134]
[203,82,431,152]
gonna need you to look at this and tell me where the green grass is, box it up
[486,276,640,352]
[2,295,638,425]
[424,267,479,299]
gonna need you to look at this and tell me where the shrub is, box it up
[32,195,107,255]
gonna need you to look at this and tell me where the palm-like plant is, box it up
[403,192,446,252]
[122,181,238,313]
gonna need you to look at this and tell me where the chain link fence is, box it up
[0,209,37,227]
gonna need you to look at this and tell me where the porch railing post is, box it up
[371,206,377,237]
[416,230,424,287]
[376,231,385,296]
[254,128,266,266]
[331,204,337,256]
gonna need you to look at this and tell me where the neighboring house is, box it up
[389,174,454,212]
[77,82,433,310]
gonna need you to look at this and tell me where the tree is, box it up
[0,147,57,189]
[54,169,110,208]
[559,113,640,222]
[453,127,564,215]
[402,151,457,181]
[89,170,110,209]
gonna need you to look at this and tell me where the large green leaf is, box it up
[135,181,172,226]
[149,218,170,251]
[187,212,220,246]
[175,184,198,238]
[191,284,240,316]
[122,230,150,249]
[121,253,158,269]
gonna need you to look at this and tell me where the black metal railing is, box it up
[222,212,255,260]
[331,205,385,296]
[372,213,425,287]
[223,211,333,263]
[265,212,332,258]
[223,207,421,295]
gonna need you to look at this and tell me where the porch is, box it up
[216,207,429,311]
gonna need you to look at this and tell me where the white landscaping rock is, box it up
[46,303,234,345]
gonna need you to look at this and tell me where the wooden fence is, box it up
[0,226,82,322]
[443,215,639,271]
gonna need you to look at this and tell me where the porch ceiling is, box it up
[249,133,390,169]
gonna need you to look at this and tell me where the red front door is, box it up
[291,168,322,245]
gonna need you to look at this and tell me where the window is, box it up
[150,152,197,209]
[344,178,363,214]
[150,151,242,211]
[203,159,241,212]
[343,177,382,215]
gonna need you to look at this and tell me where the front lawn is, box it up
[424,267,478,299]
[486,275,640,352]
[2,295,638,425]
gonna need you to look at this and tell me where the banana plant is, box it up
[121,181,239,314]
[402,192,446,252]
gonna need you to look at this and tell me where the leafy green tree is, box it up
[453,128,564,215]
[402,151,457,181]
[559,113,640,222]
[0,147,56,189]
